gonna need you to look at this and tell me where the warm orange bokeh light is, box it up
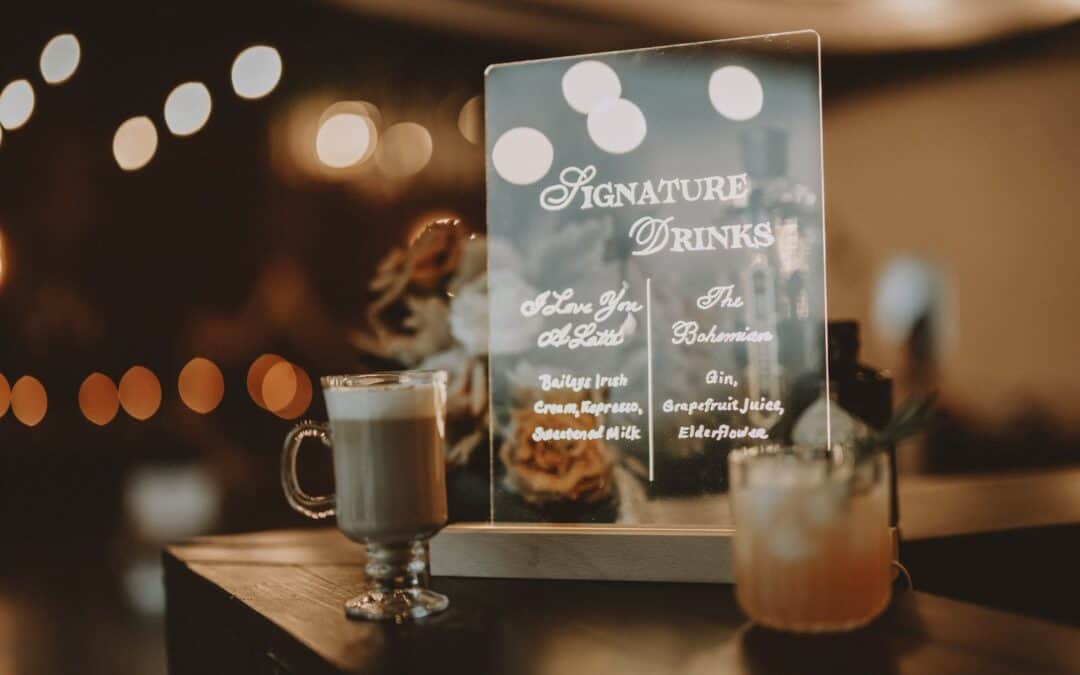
[11,375,47,426]
[0,373,10,418]
[0,229,6,290]
[261,360,297,413]
[261,361,313,419]
[275,365,312,420]
[119,366,162,420]
[79,372,120,426]
[247,353,285,409]
[178,357,225,414]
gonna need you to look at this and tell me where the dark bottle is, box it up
[771,320,897,525]
[827,321,898,526]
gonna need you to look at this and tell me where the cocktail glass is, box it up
[728,445,892,632]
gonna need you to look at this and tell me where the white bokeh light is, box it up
[164,82,212,136]
[562,60,621,115]
[40,34,81,85]
[0,80,35,130]
[586,98,646,154]
[322,100,382,131]
[375,122,433,178]
[316,113,374,168]
[457,95,482,144]
[113,116,158,171]
[708,66,764,121]
[491,127,553,185]
[231,45,282,100]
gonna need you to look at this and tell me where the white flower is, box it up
[449,277,489,355]
[488,270,543,355]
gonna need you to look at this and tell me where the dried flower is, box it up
[500,389,616,505]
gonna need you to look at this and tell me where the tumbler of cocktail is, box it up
[728,445,892,633]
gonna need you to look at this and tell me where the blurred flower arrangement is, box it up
[351,217,632,514]
[350,219,489,466]
[501,386,616,505]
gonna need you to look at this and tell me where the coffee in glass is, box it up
[281,370,449,621]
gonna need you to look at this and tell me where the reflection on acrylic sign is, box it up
[483,32,827,527]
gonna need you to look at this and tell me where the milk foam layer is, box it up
[324,383,440,421]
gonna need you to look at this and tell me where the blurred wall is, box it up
[823,35,1080,422]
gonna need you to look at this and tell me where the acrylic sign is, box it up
[481,31,827,528]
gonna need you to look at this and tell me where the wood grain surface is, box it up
[165,527,1080,675]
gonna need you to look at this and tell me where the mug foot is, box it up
[344,587,449,621]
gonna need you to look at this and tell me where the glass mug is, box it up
[728,445,892,633]
[281,370,450,621]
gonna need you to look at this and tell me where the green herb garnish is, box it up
[850,392,938,466]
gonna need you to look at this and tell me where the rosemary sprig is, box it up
[851,392,939,466]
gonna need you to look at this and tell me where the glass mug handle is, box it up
[280,421,336,520]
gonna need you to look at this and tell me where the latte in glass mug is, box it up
[324,383,448,542]
[281,370,450,621]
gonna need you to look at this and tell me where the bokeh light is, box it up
[164,82,212,136]
[40,34,81,85]
[246,353,284,409]
[457,95,482,144]
[587,98,646,154]
[231,45,282,100]
[11,375,47,426]
[113,116,158,171]
[708,66,764,121]
[316,113,374,168]
[0,374,10,418]
[178,357,225,414]
[323,100,382,130]
[119,366,162,420]
[0,228,7,290]
[261,360,313,419]
[0,80,35,131]
[78,372,120,426]
[491,127,553,185]
[562,60,621,115]
[275,365,312,420]
[375,122,432,178]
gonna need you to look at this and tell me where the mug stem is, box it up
[345,537,449,621]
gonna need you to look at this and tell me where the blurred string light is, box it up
[375,122,432,178]
[708,65,764,121]
[78,372,120,426]
[247,353,286,409]
[457,95,482,144]
[316,112,374,168]
[118,365,162,420]
[113,116,158,171]
[39,34,81,85]
[323,100,382,130]
[491,127,553,185]
[164,82,212,136]
[248,354,312,419]
[562,60,620,115]
[178,357,225,413]
[261,359,312,420]
[11,375,47,426]
[231,45,282,100]
[0,374,9,418]
[0,80,35,131]
[587,98,646,154]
